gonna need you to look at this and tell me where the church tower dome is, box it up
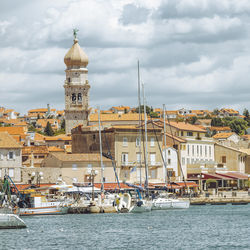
[64,38,89,68]
[64,29,90,135]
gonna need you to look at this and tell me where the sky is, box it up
[1,0,250,115]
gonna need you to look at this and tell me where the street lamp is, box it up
[87,169,98,201]
[197,174,204,194]
[31,171,44,187]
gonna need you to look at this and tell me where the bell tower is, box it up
[64,30,90,134]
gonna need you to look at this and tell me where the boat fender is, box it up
[137,201,143,207]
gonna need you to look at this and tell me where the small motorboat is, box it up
[0,208,27,229]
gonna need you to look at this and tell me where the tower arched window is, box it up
[72,93,76,103]
[78,93,82,102]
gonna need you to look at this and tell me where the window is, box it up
[8,152,14,160]
[222,156,226,163]
[182,145,186,150]
[93,134,96,140]
[123,137,128,146]
[0,153,3,160]
[181,131,184,136]
[200,145,202,156]
[72,93,76,103]
[150,138,155,146]
[209,146,212,158]
[187,132,193,136]
[150,169,156,179]
[182,157,185,165]
[9,168,14,178]
[187,158,190,164]
[205,146,207,157]
[72,177,77,183]
[192,145,194,156]
[136,137,140,147]
[72,164,77,170]
[197,145,199,156]
[136,153,141,163]
[78,93,82,102]
[68,77,71,83]
[168,159,171,165]
[150,153,156,165]
[168,150,171,155]
[187,145,190,156]
[122,153,128,165]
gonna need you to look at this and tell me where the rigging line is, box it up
[149,116,170,187]
[101,125,121,190]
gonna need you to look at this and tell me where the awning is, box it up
[94,183,134,190]
[188,173,231,180]
[216,172,249,180]
[175,182,199,188]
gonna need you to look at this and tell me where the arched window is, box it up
[72,93,76,102]
[78,93,82,102]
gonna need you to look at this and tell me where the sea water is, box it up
[0,204,249,250]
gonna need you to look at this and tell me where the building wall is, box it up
[214,144,245,173]
[115,130,163,183]
[42,154,115,184]
[0,148,21,182]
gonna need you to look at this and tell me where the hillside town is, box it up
[1,36,250,201]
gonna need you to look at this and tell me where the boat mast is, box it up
[98,106,104,193]
[137,60,142,185]
[142,83,149,193]
[163,104,168,186]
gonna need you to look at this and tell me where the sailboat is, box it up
[152,104,190,210]
[129,67,152,213]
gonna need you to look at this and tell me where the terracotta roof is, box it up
[242,135,250,140]
[165,121,206,132]
[0,126,26,136]
[50,152,111,162]
[0,132,22,148]
[45,134,71,141]
[220,108,239,114]
[89,113,145,122]
[111,106,130,111]
[210,126,231,131]
[28,108,48,113]
[22,146,49,155]
[48,146,64,152]
[213,132,234,139]
[34,133,45,141]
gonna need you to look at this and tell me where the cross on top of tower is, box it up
[73,28,79,40]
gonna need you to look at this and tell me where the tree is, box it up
[44,122,54,136]
[212,108,220,116]
[189,116,198,125]
[60,119,65,130]
[135,105,151,115]
[243,108,249,119]
[229,119,248,135]
[149,111,159,118]
[211,117,223,127]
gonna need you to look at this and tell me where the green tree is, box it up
[60,119,65,130]
[189,116,198,125]
[149,111,159,118]
[135,105,151,115]
[44,122,54,136]
[229,119,248,135]
[211,117,223,127]
[243,108,249,118]
[212,108,220,116]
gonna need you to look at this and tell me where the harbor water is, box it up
[1,204,249,250]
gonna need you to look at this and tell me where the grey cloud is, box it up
[120,4,150,25]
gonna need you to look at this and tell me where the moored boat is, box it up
[0,208,27,229]
[152,197,190,210]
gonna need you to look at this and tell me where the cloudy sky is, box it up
[1,0,250,115]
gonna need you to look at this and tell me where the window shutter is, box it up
[7,152,9,160]
[13,152,16,160]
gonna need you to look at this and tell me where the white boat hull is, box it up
[152,198,190,210]
[19,206,68,216]
[0,213,27,229]
[130,200,152,213]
